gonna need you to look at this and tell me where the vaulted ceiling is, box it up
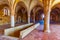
[0,0,60,10]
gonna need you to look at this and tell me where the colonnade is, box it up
[10,0,51,33]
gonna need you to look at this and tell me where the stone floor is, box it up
[0,24,60,40]
[22,24,60,40]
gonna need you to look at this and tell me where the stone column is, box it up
[33,8,36,23]
[11,15,15,27]
[43,0,51,33]
[33,12,35,23]
[11,7,15,27]
[28,11,30,23]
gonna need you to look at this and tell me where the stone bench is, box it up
[4,23,40,38]
[20,23,40,38]
[4,23,33,38]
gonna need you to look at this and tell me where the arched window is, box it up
[3,7,10,16]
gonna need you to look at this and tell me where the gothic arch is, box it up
[15,1,28,23]
[30,4,44,23]
[14,0,28,11]
[50,3,60,23]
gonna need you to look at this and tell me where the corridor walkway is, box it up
[0,24,60,40]
[23,24,60,40]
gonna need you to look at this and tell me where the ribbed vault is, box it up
[15,1,28,23]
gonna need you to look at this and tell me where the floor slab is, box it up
[0,24,60,40]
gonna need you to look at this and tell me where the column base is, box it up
[11,26,14,28]
[44,29,51,33]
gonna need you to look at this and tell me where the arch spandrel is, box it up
[0,0,10,6]
[0,4,10,11]
[39,0,42,2]
[51,0,60,9]
[51,3,60,10]
[30,0,43,12]
[13,0,29,11]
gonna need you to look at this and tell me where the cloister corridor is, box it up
[0,0,60,40]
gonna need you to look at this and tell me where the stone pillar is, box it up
[33,13,35,23]
[43,0,51,33]
[28,11,30,23]
[11,15,15,27]
[11,7,15,27]
[33,9,36,23]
